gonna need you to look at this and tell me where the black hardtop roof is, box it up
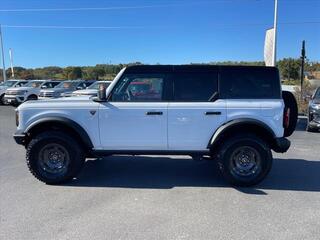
[124,64,277,74]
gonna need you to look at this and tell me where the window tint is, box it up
[173,72,218,101]
[41,82,61,89]
[16,81,27,87]
[220,67,281,99]
[111,74,164,102]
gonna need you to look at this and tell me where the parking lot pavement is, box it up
[0,105,320,240]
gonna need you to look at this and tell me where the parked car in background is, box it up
[72,81,112,97]
[39,80,95,99]
[0,80,29,104]
[4,80,60,105]
[307,87,320,132]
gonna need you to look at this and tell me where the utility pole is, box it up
[300,40,306,101]
[9,48,14,78]
[0,24,6,82]
[272,0,278,66]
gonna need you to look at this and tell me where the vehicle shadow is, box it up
[66,155,320,194]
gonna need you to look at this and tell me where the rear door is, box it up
[168,68,227,151]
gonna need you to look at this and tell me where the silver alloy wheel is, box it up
[230,146,261,178]
[38,143,70,177]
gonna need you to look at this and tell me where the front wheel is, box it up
[26,131,85,184]
[217,135,273,187]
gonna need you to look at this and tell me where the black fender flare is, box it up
[25,117,94,149]
[208,118,276,149]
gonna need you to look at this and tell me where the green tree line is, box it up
[0,59,319,81]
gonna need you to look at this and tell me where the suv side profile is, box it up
[38,80,95,99]
[13,65,297,186]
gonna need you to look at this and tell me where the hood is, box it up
[18,95,94,110]
[73,89,98,95]
[40,88,70,93]
[6,86,34,91]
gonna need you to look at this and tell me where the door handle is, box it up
[146,111,163,115]
[205,111,221,115]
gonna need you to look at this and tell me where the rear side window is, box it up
[173,72,218,101]
[220,67,281,99]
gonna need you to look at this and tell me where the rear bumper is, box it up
[272,137,291,153]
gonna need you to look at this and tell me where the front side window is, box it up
[41,81,61,89]
[111,74,164,102]
[25,81,44,88]
[15,81,28,87]
[89,81,111,90]
[173,72,218,101]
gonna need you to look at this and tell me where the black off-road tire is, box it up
[282,91,298,137]
[217,134,273,187]
[26,131,85,184]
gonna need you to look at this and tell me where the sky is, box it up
[0,0,319,68]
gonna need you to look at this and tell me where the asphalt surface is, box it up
[0,105,320,240]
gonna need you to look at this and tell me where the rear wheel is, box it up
[26,131,85,184]
[217,135,273,187]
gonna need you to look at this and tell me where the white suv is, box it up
[5,80,60,105]
[0,80,28,104]
[13,65,298,186]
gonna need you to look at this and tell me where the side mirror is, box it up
[94,84,107,102]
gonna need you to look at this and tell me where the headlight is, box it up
[310,103,320,109]
[15,110,19,126]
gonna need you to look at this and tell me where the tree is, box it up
[277,58,301,81]
[63,67,82,79]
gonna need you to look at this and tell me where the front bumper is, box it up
[13,132,27,145]
[309,108,320,128]
[4,95,25,104]
[272,137,291,153]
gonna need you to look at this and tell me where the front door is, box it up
[99,73,168,150]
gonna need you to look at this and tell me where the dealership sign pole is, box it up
[264,0,278,67]
[9,48,14,78]
[0,24,6,82]
[272,0,278,67]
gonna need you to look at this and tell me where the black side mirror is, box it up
[94,84,107,102]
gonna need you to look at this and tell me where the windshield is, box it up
[55,81,79,89]
[88,81,111,90]
[24,81,44,88]
[0,80,17,87]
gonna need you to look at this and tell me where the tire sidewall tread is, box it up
[26,131,85,184]
[217,134,273,187]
